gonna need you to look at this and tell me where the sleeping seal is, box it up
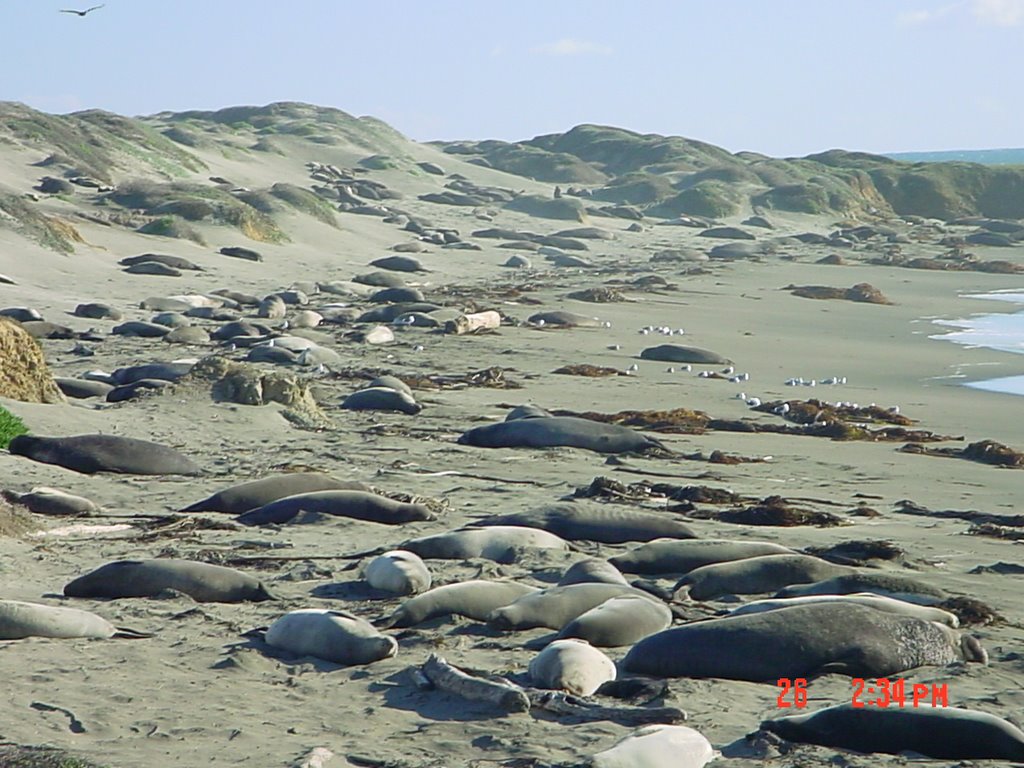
[473,502,695,543]
[675,554,852,601]
[622,603,986,681]
[180,472,368,514]
[1,487,99,516]
[558,558,629,586]
[529,639,616,696]
[236,490,434,526]
[264,609,397,666]
[0,600,138,640]
[610,538,796,575]
[341,387,422,414]
[457,416,663,454]
[590,725,718,768]
[377,580,539,628]
[727,593,960,627]
[775,572,948,605]
[761,703,1024,761]
[8,434,201,476]
[64,559,275,603]
[402,526,570,563]
[488,584,651,631]
[556,593,672,647]
[364,550,432,594]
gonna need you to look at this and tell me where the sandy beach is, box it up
[1,102,1023,768]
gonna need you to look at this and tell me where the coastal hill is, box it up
[2,100,1024,257]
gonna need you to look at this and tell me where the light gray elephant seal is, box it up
[0,600,147,640]
[489,583,651,631]
[622,603,986,680]
[341,387,422,414]
[402,526,569,563]
[727,593,960,627]
[1,486,99,516]
[529,639,616,696]
[264,609,397,666]
[610,538,796,575]
[376,580,539,628]
[473,503,695,543]
[180,472,367,514]
[236,491,434,526]
[64,560,275,603]
[558,558,629,586]
[590,725,718,768]
[8,434,201,476]
[775,572,948,605]
[761,703,1024,761]
[675,554,852,601]
[364,550,431,594]
[556,593,672,646]
[457,416,664,454]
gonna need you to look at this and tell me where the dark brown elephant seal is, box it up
[675,554,852,601]
[236,491,434,526]
[64,560,275,603]
[610,538,795,575]
[761,704,1024,761]
[622,603,986,681]
[472,502,695,543]
[9,434,201,476]
[180,473,367,514]
[639,344,731,365]
[457,416,663,454]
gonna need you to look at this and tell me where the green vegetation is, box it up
[269,183,338,227]
[0,744,107,768]
[0,194,83,253]
[137,215,205,244]
[0,405,28,449]
[360,154,400,170]
[504,194,587,221]
[649,181,741,218]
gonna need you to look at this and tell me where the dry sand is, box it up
[0,119,1023,768]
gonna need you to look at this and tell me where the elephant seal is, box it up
[364,550,431,594]
[761,703,1024,761]
[504,404,552,421]
[367,375,412,396]
[611,538,796,575]
[264,609,397,666]
[590,725,718,768]
[64,559,275,603]
[9,434,201,476]
[1,486,99,516]
[54,377,115,399]
[556,593,672,647]
[675,554,852,600]
[489,584,650,631]
[727,593,960,627]
[180,472,367,514]
[403,526,570,563]
[110,361,195,385]
[0,600,140,640]
[370,255,428,273]
[558,558,629,586]
[457,416,664,454]
[474,502,695,543]
[527,311,602,328]
[639,344,731,365]
[622,603,986,681]
[377,580,539,628]
[529,639,616,696]
[341,387,422,414]
[236,491,434,526]
[775,572,948,605]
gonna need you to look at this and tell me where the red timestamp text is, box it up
[776,678,950,709]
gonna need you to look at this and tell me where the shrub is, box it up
[0,405,28,449]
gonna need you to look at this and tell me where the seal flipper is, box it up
[112,627,154,639]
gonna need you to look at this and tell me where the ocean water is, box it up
[931,290,1024,396]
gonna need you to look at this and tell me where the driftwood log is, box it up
[416,653,686,725]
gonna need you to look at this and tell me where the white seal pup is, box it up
[528,639,616,696]
[1,486,99,516]
[264,609,398,666]
[590,724,718,768]
[364,550,432,595]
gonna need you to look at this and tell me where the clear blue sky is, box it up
[3,0,1022,157]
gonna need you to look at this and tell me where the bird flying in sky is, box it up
[60,4,104,16]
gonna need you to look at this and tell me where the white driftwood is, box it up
[420,653,530,711]
[444,310,501,335]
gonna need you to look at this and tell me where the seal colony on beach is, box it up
[0,98,1021,768]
